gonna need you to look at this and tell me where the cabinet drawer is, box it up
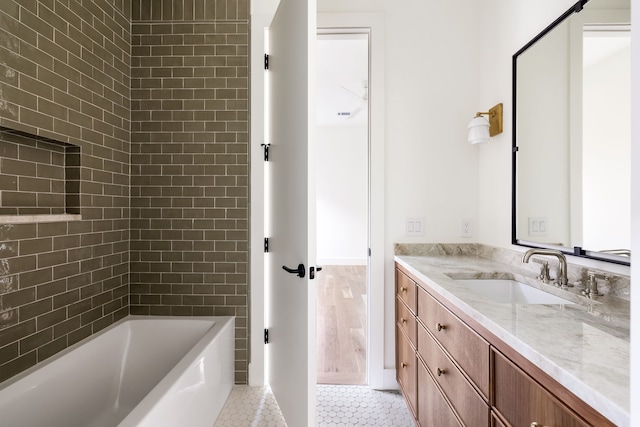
[396,269,417,313]
[491,412,507,427]
[417,357,462,427]
[396,326,417,416]
[493,350,589,427]
[417,286,490,398]
[418,323,489,426]
[396,296,417,347]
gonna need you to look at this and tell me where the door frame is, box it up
[250,11,387,390]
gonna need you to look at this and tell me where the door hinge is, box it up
[264,237,269,253]
[261,143,270,161]
[264,328,269,344]
[264,54,269,70]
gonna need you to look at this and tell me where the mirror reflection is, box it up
[513,0,631,264]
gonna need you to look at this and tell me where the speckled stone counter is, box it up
[394,244,630,427]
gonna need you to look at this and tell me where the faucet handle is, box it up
[583,271,608,297]
[537,262,551,283]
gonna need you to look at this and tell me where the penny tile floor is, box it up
[213,384,414,426]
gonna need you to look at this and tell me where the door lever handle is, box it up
[282,263,305,278]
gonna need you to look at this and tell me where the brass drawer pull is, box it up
[401,317,407,324]
[401,362,407,368]
[400,286,407,292]
[436,322,446,331]
[436,367,446,376]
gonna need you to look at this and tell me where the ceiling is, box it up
[316,34,369,127]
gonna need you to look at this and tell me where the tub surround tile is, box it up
[0,0,131,383]
[130,0,249,384]
[1,0,250,386]
[395,243,630,427]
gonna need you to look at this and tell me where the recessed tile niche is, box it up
[0,127,80,219]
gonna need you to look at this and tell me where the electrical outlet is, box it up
[461,219,473,238]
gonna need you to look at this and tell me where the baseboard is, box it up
[382,369,399,390]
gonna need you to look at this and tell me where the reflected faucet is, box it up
[521,249,570,289]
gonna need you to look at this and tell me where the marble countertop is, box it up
[395,254,630,427]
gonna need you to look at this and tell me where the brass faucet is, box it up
[522,249,570,289]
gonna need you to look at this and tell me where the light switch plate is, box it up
[406,218,425,236]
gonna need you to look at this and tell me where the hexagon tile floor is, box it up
[213,384,414,426]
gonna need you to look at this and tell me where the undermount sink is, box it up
[454,279,575,305]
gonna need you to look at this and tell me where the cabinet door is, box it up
[418,286,490,398]
[418,323,489,426]
[417,357,462,427]
[396,325,417,417]
[396,269,417,313]
[397,296,417,346]
[491,412,507,427]
[493,350,590,427]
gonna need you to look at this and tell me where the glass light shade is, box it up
[468,116,490,144]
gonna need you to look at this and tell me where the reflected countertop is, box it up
[395,253,630,427]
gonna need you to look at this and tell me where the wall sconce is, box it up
[468,103,503,144]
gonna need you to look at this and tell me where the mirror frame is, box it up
[511,0,630,266]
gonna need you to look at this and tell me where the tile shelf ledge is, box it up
[0,214,82,224]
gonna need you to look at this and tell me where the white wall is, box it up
[630,0,639,424]
[316,125,368,265]
[318,0,484,371]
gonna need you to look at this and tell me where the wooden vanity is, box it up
[395,263,617,427]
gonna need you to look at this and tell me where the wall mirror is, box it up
[512,0,631,265]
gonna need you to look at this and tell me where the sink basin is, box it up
[454,279,575,305]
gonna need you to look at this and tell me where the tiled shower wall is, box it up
[1,0,250,384]
[129,1,249,383]
[0,1,131,382]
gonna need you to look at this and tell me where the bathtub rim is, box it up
[117,315,235,426]
[0,315,232,394]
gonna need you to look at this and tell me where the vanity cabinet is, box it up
[395,269,418,417]
[395,263,616,427]
[417,285,490,399]
[418,322,489,426]
[492,350,588,427]
[417,357,461,426]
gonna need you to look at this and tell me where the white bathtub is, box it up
[0,316,235,427]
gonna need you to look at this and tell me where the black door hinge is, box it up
[264,54,269,70]
[264,328,269,344]
[261,143,270,161]
[264,237,269,253]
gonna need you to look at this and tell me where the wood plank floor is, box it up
[316,265,367,385]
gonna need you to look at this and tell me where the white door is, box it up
[265,0,317,426]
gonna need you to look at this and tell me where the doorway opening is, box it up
[315,31,370,386]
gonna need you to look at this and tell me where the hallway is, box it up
[317,265,367,385]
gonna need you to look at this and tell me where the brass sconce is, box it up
[468,103,503,144]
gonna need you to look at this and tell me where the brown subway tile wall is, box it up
[0,1,130,382]
[0,0,249,386]
[130,0,250,383]
[0,128,81,216]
